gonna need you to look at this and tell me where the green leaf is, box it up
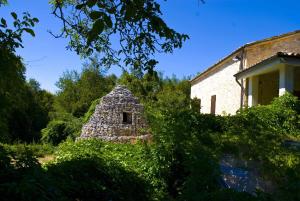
[89,11,102,20]
[1,18,7,27]
[15,35,22,43]
[75,3,85,10]
[11,12,18,20]
[103,15,112,28]
[107,7,116,14]
[92,19,104,34]
[32,18,39,23]
[23,28,35,37]
[124,4,134,20]
[13,21,18,27]
[87,0,97,8]
[87,19,104,44]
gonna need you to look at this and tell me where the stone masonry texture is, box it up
[78,85,150,142]
[245,33,300,68]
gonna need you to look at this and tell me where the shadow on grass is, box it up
[0,145,149,201]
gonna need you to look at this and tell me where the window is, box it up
[211,95,216,115]
[122,112,132,124]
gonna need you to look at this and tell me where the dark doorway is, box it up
[294,90,300,100]
[122,112,132,124]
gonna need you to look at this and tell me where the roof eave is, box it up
[234,54,300,79]
[190,29,300,85]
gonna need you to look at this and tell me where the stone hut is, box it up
[79,85,150,142]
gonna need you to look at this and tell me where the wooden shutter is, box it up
[211,95,216,115]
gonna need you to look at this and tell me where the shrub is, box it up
[82,98,99,123]
[1,143,55,157]
[46,157,149,201]
[215,93,300,201]
[53,139,168,200]
[41,113,82,145]
[190,97,201,113]
[1,93,298,200]
[225,94,300,158]
[0,140,165,201]
[0,144,58,201]
[146,94,300,200]
[148,104,223,199]
[41,120,69,145]
[0,118,10,143]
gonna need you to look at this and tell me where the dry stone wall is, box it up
[78,85,150,142]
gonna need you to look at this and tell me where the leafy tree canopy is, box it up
[0,2,46,142]
[0,6,38,51]
[50,0,189,73]
[55,58,117,117]
[0,0,7,6]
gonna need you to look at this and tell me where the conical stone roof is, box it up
[101,85,139,106]
[78,85,150,142]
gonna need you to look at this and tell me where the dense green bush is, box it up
[0,140,165,201]
[1,142,55,157]
[83,98,99,123]
[41,113,82,145]
[54,64,117,117]
[215,93,300,201]
[1,78,300,201]
[145,92,300,201]
[46,157,149,201]
[190,97,201,113]
[146,89,225,200]
[54,139,168,200]
[0,48,54,143]
[223,93,300,162]
[0,144,56,201]
[41,120,69,145]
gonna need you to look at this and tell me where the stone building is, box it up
[79,85,150,142]
[191,30,300,115]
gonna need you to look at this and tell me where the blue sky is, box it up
[2,0,300,93]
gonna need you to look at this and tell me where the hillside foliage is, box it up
[1,91,300,200]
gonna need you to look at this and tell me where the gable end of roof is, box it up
[190,30,300,85]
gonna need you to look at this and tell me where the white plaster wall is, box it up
[191,61,241,115]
